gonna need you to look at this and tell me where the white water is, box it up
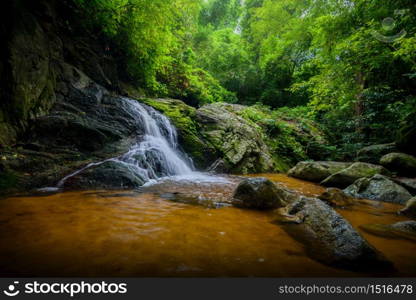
[50,98,227,190]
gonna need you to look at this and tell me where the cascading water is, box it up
[113,98,194,183]
[53,98,199,189]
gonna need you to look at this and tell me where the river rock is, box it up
[399,197,416,218]
[321,162,390,189]
[281,197,393,271]
[392,177,416,195]
[232,178,297,210]
[380,153,416,177]
[288,161,352,183]
[344,174,412,205]
[357,143,397,164]
[318,188,355,207]
[360,221,416,242]
[63,161,145,190]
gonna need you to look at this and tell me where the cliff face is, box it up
[0,0,134,192]
[0,0,121,146]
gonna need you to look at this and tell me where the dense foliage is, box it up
[73,0,416,159]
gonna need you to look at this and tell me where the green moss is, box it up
[236,105,328,172]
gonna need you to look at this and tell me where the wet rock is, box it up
[357,143,397,164]
[321,162,390,189]
[273,207,304,225]
[344,174,412,205]
[63,161,145,190]
[392,177,416,195]
[318,188,355,207]
[360,221,416,242]
[207,159,230,174]
[380,153,416,177]
[288,161,352,183]
[232,178,297,210]
[281,197,393,271]
[399,197,416,218]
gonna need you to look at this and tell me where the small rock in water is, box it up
[232,178,297,210]
[318,188,355,208]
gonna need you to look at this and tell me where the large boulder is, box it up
[288,161,352,183]
[280,197,393,271]
[399,197,416,218]
[361,221,416,242]
[232,178,297,210]
[357,143,397,164]
[318,188,356,207]
[63,161,145,190]
[321,162,390,189]
[344,174,412,205]
[196,103,275,174]
[380,153,416,177]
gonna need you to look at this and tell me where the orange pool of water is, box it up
[0,174,414,277]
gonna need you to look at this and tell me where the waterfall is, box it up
[55,98,195,189]
[114,98,194,182]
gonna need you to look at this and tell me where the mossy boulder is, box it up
[380,153,416,177]
[196,103,275,173]
[288,161,352,183]
[232,177,297,210]
[357,143,397,164]
[321,162,390,189]
[344,174,412,205]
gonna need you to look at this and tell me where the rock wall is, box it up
[0,0,121,146]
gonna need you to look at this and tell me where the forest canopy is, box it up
[73,0,416,159]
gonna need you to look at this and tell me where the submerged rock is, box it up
[232,178,297,210]
[344,174,412,205]
[380,153,416,177]
[321,162,390,189]
[399,197,416,218]
[318,188,355,207]
[357,143,397,164]
[360,221,416,242]
[288,161,352,183]
[281,197,393,272]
